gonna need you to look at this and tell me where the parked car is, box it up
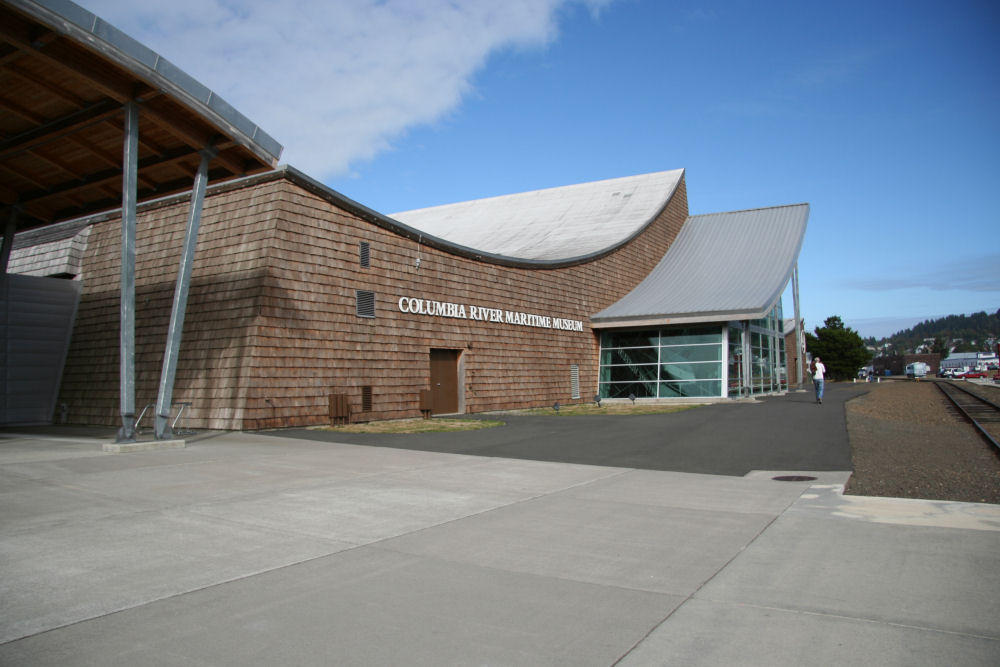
[963,370,987,379]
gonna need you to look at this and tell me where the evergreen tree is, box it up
[877,309,999,353]
[932,336,947,356]
[805,316,870,380]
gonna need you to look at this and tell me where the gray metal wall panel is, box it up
[0,275,82,425]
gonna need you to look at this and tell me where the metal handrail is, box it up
[134,401,195,435]
[134,403,154,433]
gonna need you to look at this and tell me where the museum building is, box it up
[1,0,809,433]
[9,165,808,430]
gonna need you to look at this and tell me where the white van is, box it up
[905,362,929,379]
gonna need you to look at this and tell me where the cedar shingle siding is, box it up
[57,171,688,430]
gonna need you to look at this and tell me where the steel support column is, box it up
[153,149,213,440]
[742,323,751,396]
[116,100,139,443]
[792,263,803,387]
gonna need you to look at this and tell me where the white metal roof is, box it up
[389,170,684,262]
[591,203,809,327]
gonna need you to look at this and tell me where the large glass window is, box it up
[599,326,723,398]
[599,301,788,398]
[600,303,788,401]
[745,301,785,395]
[751,331,770,393]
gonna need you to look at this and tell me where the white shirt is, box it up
[813,362,826,380]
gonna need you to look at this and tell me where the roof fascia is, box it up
[591,310,770,329]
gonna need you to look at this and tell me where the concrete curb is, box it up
[102,439,186,453]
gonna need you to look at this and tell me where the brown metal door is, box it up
[429,349,459,414]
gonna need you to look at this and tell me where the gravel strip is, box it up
[844,379,1000,504]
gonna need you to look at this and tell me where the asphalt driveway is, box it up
[273,383,865,476]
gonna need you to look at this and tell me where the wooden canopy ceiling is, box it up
[0,0,283,234]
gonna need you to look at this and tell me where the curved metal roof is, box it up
[591,203,809,327]
[1,0,282,233]
[390,170,684,262]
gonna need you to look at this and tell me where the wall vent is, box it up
[356,290,375,318]
[361,386,373,412]
[570,364,581,399]
[359,241,370,268]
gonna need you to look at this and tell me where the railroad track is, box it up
[933,380,1000,452]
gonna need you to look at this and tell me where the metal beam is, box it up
[116,100,138,443]
[0,9,137,103]
[153,149,214,440]
[793,263,803,387]
[741,323,751,397]
[140,98,248,175]
[14,144,204,208]
[0,98,122,161]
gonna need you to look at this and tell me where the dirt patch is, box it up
[311,418,504,434]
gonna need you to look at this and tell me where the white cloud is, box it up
[80,0,612,180]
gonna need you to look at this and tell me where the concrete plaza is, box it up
[2,384,998,665]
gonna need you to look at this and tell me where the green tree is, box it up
[804,316,870,381]
[932,336,948,356]
[954,340,978,353]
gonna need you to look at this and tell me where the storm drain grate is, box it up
[772,475,817,482]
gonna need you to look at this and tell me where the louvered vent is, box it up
[570,364,581,399]
[359,241,370,268]
[356,290,375,318]
[361,386,373,412]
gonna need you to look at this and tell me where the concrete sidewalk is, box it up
[2,395,999,665]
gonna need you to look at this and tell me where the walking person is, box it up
[811,356,827,404]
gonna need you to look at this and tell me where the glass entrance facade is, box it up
[746,301,787,396]
[598,325,723,398]
[598,303,786,400]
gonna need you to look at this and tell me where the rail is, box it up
[933,380,1000,453]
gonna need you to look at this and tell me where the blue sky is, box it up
[84,0,1000,339]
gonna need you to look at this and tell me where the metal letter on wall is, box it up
[153,149,213,440]
[116,100,139,443]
